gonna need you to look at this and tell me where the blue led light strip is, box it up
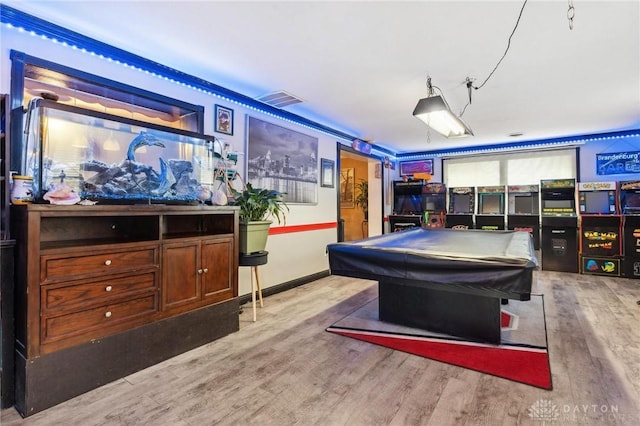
[0,4,377,150]
[397,129,640,160]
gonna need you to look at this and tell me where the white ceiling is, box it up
[4,0,639,154]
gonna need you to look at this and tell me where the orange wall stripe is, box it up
[269,222,337,235]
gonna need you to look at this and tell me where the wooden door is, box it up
[162,241,200,309]
[201,237,234,303]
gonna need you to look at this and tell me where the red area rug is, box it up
[326,294,551,390]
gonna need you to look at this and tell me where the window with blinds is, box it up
[444,148,578,188]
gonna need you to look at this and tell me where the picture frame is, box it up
[340,167,355,208]
[321,158,335,188]
[215,104,234,135]
[246,116,318,204]
[400,158,433,176]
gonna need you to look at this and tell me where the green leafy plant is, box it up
[231,182,289,224]
[354,179,368,218]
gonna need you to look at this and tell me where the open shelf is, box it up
[163,214,235,239]
[40,216,160,249]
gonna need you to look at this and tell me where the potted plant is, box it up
[231,183,289,254]
[354,179,369,221]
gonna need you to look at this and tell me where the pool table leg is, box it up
[378,280,502,344]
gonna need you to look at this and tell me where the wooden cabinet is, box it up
[41,266,159,352]
[163,241,200,308]
[11,204,239,416]
[14,210,163,356]
[201,237,234,302]
[163,236,234,311]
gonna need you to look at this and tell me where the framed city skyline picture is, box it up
[246,116,318,204]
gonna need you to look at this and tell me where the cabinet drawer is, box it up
[41,248,158,282]
[43,272,157,311]
[42,294,157,342]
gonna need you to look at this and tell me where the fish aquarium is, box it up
[21,99,236,204]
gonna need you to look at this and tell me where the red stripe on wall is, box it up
[269,222,337,235]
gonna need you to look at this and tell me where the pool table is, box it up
[327,228,538,344]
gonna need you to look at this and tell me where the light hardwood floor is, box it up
[1,268,639,425]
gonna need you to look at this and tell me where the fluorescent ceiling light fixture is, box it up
[413,78,473,138]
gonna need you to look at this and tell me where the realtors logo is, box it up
[529,399,560,422]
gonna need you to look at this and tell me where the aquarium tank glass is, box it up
[22,99,228,204]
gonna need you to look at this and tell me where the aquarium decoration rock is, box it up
[80,133,199,202]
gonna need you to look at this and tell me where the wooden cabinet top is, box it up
[13,204,239,216]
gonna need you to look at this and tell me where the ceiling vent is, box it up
[256,90,303,108]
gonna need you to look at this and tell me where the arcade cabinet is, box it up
[578,181,622,276]
[540,178,578,273]
[620,180,640,278]
[390,180,424,232]
[475,186,506,230]
[446,186,474,229]
[507,184,540,250]
[422,183,447,228]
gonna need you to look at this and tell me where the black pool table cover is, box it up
[327,228,539,301]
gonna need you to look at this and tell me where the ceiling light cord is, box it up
[426,77,455,113]
[459,0,528,117]
[567,0,575,30]
[473,0,529,91]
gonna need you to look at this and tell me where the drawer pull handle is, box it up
[203,268,208,273]
[104,260,112,266]
[105,285,113,292]
[105,311,112,318]
[197,269,203,274]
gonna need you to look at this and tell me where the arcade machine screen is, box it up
[583,191,613,214]
[479,193,503,214]
[424,193,446,212]
[394,194,423,215]
[451,193,472,213]
[514,194,537,214]
[621,190,640,214]
[542,198,574,211]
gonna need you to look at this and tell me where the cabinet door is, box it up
[162,241,199,309]
[201,237,234,303]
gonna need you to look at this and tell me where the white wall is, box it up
[0,24,340,296]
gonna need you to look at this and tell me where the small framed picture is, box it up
[321,158,335,188]
[214,104,234,135]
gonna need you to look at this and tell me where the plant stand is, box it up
[239,251,268,321]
